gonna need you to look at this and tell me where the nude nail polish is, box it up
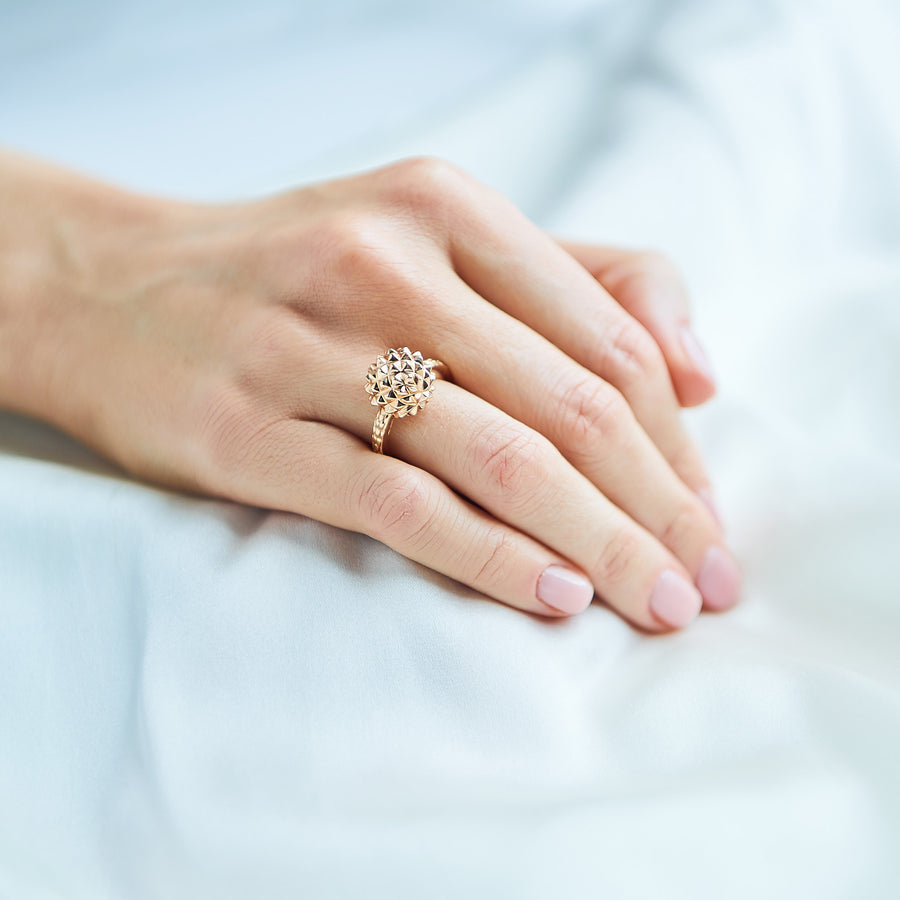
[649,570,703,628]
[537,565,594,614]
[696,546,742,611]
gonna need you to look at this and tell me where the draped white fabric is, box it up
[2,1,899,896]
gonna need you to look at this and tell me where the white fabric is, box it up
[2,0,900,896]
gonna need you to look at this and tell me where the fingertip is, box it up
[697,546,742,612]
[673,324,717,407]
[675,372,717,407]
[536,564,595,615]
[648,569,703,629]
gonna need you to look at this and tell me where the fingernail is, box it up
[537,565,595,615]
[696,546,742,611]
[679,324,716,382]
[649,570,703,628]
[698,487,724,532]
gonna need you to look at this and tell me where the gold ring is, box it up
[365,347,446,454]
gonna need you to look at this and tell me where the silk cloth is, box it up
[2,1,899,896]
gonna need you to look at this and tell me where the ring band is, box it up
[366,347,446,454]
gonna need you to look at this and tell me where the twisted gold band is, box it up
[371,408,395,455]
[365,347,446,455]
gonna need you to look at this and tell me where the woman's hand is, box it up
[0,153,740,629]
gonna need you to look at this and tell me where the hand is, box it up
[5,155,740,629]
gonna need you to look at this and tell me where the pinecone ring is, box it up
[365,347,447,454]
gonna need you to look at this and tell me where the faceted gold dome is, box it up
[365,347,437,418]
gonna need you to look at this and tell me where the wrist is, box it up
[0,151,181,432]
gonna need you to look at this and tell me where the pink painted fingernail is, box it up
[679,324,716,382]
[537,565,594,614]
[649,570,703,628]
[698,487,724,532]
[697,546,742,611]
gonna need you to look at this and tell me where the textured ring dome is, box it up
[365,347,438,418]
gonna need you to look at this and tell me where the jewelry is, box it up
[366,347,446,454]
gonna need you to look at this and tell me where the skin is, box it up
[0,150,739,630]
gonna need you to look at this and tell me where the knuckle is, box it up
[592,530,642,587]
[555,375,629,445]
[556,375,633,446]
[606,319,668,389]
[389,155,466,188]
[659,500,708,551]
[470,529,518,588]
[313,212,423,306]
[471,424,552,509]
[381,155,472,217]
[317,212,391,274]
[357,469,435,548]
